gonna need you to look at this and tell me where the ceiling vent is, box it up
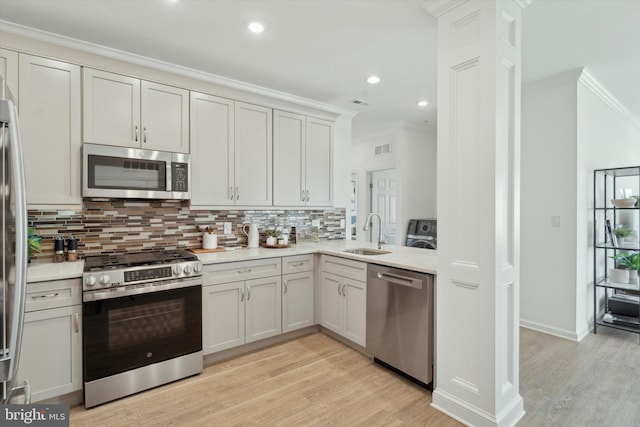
[374,143,391,156]
[351,99,370,106]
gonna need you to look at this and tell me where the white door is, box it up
[245,276,282,343]
[82,68,140,148]
[19,54,81,206]
[319,272,343,335]
[273,110,305,206]
[202,282,245,354]
[17,305,82,402]
[190,92,235,206]
[141,80,189,153]
[234,102,272,205]
[369,168,397,245]
[282,272,314,332]
[305,117,333,207]
[343,278,366,347]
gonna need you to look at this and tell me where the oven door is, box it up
[83,283,202,382]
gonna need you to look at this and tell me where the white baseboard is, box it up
[432,388,525,427]
[520,319,584,341]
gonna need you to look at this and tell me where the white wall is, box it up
[521,68,640,340]
[576,72,640,337]
[351,125,436,245]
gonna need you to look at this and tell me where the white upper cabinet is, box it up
[234,102,273,206]
[83,68,189,153]
[190,92,235,206]
[19,54,82,206]
[273,110,333,207]
[0,48,19,103]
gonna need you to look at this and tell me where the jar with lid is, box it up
[67,236,78,262]
[53,236,65,263]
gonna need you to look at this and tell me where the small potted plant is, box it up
[264,227,281,246]
[27,227,42,263]
[612,224,634,245]
[609,252,639,284]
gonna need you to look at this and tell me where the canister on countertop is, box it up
[53,236,65,263]
[67,236,78,262]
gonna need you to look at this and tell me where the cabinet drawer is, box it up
[282,254,314,274]
[26,279,82,312]
[320,255,366,282]
[203,258,282,286]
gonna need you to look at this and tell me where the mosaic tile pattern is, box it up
[27,199,346,261]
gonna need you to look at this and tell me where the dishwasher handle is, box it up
[376,272,423,289]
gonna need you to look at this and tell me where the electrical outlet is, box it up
[340,219,346,229]
[223,222,232,234]
[312,219,320,227]
[551,215,562,228]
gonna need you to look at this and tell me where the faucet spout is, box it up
[363,212,383,250]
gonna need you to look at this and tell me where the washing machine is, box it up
[406,219,437,250]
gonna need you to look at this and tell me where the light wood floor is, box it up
[70,328,640,426]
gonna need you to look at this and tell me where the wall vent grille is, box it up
[374,143,391,155]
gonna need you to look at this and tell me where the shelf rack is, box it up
[593,166,640,343]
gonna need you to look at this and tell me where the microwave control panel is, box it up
[172,162,189,192]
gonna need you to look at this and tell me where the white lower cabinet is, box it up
[202,259,282,354]
[282,255,314,333]
[319,255,367,346]
[17,279,82,402]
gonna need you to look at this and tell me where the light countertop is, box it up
[27,240,437,283]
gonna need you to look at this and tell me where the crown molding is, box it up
[0,20,358,118]
[578,68,640,132]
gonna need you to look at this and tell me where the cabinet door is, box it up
[0,48,19,104]
[319,272,343,335]
[19,54,81,206]
[82,68,140,148]
[273,110,305,206]
[190,92,235,206]
[202,282,245,354]
[234,102,272,205]
[141,80,190,153]
[245,276,282,343]
[305,117,333,207]
[282,272,314,333]
[16,305,82,402]
[343,278,366,347]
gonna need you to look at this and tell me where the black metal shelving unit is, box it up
[593,166,640,343]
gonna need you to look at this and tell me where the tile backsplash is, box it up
[28,199,346,261]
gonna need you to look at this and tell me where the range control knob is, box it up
[173,265,183,276]
[184,265,193,275]
[85,275,97,287]
[194,263,202,273]
[99,274,110,285]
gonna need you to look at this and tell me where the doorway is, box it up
[367,168,397,245]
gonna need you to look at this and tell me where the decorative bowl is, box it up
[611,198,636,208]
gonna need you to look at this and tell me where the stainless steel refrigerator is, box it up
[0,79,30,404]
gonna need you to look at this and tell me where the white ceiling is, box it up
[0,0,638,140]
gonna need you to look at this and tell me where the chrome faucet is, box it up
[363,212,383,249]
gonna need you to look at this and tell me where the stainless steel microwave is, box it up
[82,143,190,200]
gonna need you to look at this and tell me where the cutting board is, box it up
[189,247,227,254]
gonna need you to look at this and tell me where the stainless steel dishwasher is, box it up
[366,264,434,386]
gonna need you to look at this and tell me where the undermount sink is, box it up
[343,248,391,256]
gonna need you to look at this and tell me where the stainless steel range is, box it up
[82,250,203,408]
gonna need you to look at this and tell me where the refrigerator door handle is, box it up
[0,99,28,389]
[5,380,30,404]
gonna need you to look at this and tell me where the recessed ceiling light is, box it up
[417,100,428,107]
[366,75,381,85]
[248,21,265,33]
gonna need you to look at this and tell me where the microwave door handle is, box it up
[166,161,172,193]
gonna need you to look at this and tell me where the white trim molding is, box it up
[578,68,640,132]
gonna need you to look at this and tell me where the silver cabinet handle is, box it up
[338,282,342,296]
[301,189,305,202]
[235,187,239,200]
[341,283,346,297]
[240,288,244,302]
[229,186,234,200]
[135,125,139,142]
[246,286,251,300]
[284,280,288,294]
[237,268,252,274]
[306,190,310,202]
[291,262,304,267]
[74,312,79,333]
[143,127,147,143]
[32,292,59,299]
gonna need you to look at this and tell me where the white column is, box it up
[424,1,528,426]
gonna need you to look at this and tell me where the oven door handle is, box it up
[83,278,202,302]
